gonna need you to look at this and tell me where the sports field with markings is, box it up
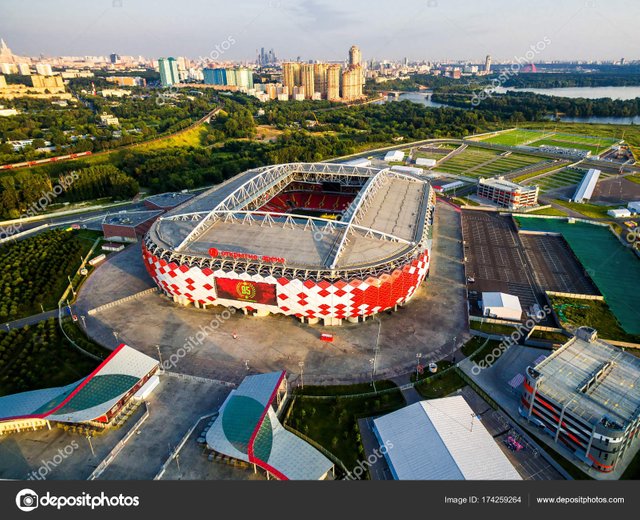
[436,147,548,178]
[523,167,615,193]
[479,128,619,155]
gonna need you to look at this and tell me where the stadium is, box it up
[142,162,435,325]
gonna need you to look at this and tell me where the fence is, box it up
[154,412,216,480]
[88,403,150,480]
[546,290,604,301]
[88,287,158,316]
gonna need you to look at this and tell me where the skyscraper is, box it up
[301,63,315,99]
[349,45,361,67]
[282,62,301,96]
[485,55,492,74]
[313,63,329,97]
[158,57,179,86]
[341,66,363,101]
[327,64,341,101]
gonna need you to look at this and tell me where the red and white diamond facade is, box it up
[143,163,435,325]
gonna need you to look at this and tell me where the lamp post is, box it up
[416,353,422,381]
[156,345,163,369]
[298,361,304,389]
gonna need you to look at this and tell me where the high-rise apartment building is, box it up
[313,63,328,97]
[158,57,179,86]
[341,66,363,101]
[485,54,492,73]
[301,63,315,99]
[349,45,361,67]
[282,62,301,96]
[327,64,341,101]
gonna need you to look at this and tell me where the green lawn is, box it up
[284,389,406,472]
[552,199,618,219]
[627,174,640,185]
[437,147,545,179]
[479,129,551,146]
[469,321,518,335]
[512,162,568,183]
[528,207,568,216]
[549,295,640,343]
[414,366,467,399]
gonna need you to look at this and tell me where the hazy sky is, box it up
[1,0,638,62]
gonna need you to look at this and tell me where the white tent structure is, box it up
[481,292,522,321]
[373,396,522,480]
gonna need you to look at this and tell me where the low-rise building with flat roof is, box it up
[477,177,539,209]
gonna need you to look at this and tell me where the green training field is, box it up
[525,167,614,193]
[479,129,551,146]
[436,147,548,178]
[480,128,619,155]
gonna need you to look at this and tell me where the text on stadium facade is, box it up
[209,247,285,264]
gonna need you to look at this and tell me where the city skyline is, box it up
[0,0,638,62]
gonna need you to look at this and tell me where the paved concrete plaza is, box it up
[75,201,469,385]
[0,375,232,481]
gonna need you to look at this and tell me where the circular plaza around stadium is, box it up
[143,162,435,325]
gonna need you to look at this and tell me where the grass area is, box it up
[627,174,640,185]
[528,328,569,344]
[525,167,589,193]
[460,336,490,357]
[414,365,467,399]
[480,127,618,155]
[521,122,634,156]
[479,129,551,146]
[512,161,568,183]
[294,380,398,396]
[552,199,618,219]
[549,295,640,343]
[437,147,545,179]
[465,339,505,370]
[469,321,518,336]
[284,388,406,471]
[527,206,568,216]
[132,124,210,151]
[452,196,480,207]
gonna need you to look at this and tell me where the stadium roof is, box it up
[528,333,640,428]
[146,163,433,275]
[205,371,333,480]
[373,396,522,480]
[0,344,159,424]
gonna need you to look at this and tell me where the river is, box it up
[497,85,640,100]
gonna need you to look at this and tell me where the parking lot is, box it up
[461,210,550,321]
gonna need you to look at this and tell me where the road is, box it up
[0,309,58,330]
